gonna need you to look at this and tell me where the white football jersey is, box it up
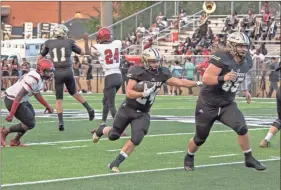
[91,40,122,76]
[5,70,44,102]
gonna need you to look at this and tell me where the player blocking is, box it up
[1,59,54,147]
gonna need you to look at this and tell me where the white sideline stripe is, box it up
[157,151,185,155]
[25,128,269,146]
[209,154,238,158]
[106,149,122,152]
[2,158,279,187]
[60,145,87,149]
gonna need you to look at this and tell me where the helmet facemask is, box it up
[228,41,249,60]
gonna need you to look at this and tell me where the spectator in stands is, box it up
[201,46,210,56]
[184,58,195,95]
[246,9,256,27]
[9,58,19,85]
[230,11,239,29]
[156,12,165,25]
[129,32,137,44]
[267,57,280,98]
[174,45,182,55]
[158,17,169,31]
[171,60,183,95]
[195,57,209,80]
[249,44,256,56]
[206,27,214,43]
[1,58,10,90]
[252,49,265,73]
[143,38,153,50]
[135,23,147,43]
[185,47,193,56]
[261,1,270,15]
[179,9,187,25]
[267,17,277,40]
[259,42,268,56]
[183,37,192,48]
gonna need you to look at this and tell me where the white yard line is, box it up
[60,145,88,149]
[24,127,269,146]
[157,150,185,155]
[106,149,122,152]
[2,158,279,187]
[209,154,238,158]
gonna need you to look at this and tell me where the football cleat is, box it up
[184,155,195,171]
[245,157,266,171]
[0,127,7,147]
[58,121,64,131]
[88,109,95,121]
[9,140,27,147]
[108,163,120,173]
[260,139,270,148]
[91,123,106,143]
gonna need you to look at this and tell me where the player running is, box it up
[90,27,123,123]
[184,32,266,171]
[1,59,54,147]
[91,47,203,173]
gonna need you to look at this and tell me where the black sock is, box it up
[58,113,63,123]
[82,101,92,111]
[9,123,25,133]
[110,152,127,167]
[244,150,252,158]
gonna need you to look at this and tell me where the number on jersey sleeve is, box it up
[104,48,119,65]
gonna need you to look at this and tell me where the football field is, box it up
[1,94,280,190]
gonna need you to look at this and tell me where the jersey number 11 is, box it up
[52,47,66,62]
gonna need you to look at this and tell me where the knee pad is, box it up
[108,129,121,141]
[193,135,206,146]
[272,119,281,130]
[130,135,144,146]
[236,125,248,135]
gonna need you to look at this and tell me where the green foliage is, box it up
[86,2,156,34]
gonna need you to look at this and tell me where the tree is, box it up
[85,2,156,34]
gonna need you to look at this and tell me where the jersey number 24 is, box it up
[104,48,119,65]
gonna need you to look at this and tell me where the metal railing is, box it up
[76,2,178,44]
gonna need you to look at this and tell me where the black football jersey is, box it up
[125,66,172,112]
[200,51,253,107]
[41,39,82,70]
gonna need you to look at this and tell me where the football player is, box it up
[91,47,203,173]
[90,27,123,123]
[38,24,95,131]
[184,32,266,171]
[260,87,280,147]
[0,59,54,147]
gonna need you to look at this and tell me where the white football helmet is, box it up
[52,24,69,39]
[141,48,161,70]
[227,32,250,59]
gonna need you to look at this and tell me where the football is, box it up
[133,81,154,92]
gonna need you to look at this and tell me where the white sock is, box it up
[265,132,274,142]
[243,149,252,153]
[188,150,195,155]
[120,151,128,158]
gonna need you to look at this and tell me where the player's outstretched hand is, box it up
[44,107,54,114]
[142,83,156,98]
[224,71,237,82]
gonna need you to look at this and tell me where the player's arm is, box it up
[5,88,29,122]
[166,77,201,88]
[38,43,49,61]
[126,79,145,99]
[71,40,84,55]
[33,93,53,113]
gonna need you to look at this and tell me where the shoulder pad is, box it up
[245,53,253,69]
[128,66,145,76]
[127,66,145,80]
[210,51,230,68]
